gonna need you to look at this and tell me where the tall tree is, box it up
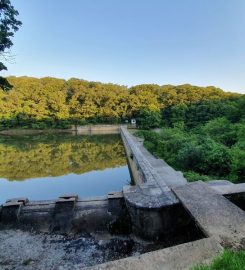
[0,0,21,90]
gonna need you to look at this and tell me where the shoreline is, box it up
[0,124,133,136]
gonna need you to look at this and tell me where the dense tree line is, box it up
[0,76,241,129]
[137,96,245,183]
[0,133,126,180]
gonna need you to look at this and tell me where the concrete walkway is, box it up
[173,181,245,249]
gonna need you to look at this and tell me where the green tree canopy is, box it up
[0,76,241,129]
[135,108,161,130]
[0,0,22,90]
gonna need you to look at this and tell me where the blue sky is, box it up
[3,0,245,93]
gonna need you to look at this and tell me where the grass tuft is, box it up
[191,250,245,270]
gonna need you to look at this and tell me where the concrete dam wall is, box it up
[0,126,245,269]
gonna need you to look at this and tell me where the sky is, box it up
[2,0,245,93]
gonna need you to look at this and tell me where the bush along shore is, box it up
[136,96,245,183]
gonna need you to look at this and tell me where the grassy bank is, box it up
[191,250,245,270]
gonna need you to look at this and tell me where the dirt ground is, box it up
[0,229,144,270]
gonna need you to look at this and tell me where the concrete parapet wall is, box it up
[0,124,125,136]
[71,124,128,134]
[120,127,188,239]
[0,194,131,235]
[121,127,176,190]
[120,126,187,188]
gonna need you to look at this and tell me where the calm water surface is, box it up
[0,133,130,203]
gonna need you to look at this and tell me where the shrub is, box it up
[136,109,161,130]
[230,142,245,183]
[184,171,217,182]
[202,117,237,146]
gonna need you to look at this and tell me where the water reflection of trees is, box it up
[0,134,126,180]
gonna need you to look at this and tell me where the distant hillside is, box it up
[0,76,242,129]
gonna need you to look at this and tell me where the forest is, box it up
[0,76,241,129]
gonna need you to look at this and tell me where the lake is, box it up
[0,133,130,203]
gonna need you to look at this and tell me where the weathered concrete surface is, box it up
[207,180,234,186]
[173,181,245,249]
[208,182,245,196]
[207,181,245,211]
[135,135,187,188]
[121,127,180,209]
[0,129,74,136]
[72,124,135,135]
[74,125,121,135]
[0,196,131,235]
[123,185,177,209]
[120,127,186,239]
[121,127,186,189]
[0,125,127,136]
[85,237,222,270]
